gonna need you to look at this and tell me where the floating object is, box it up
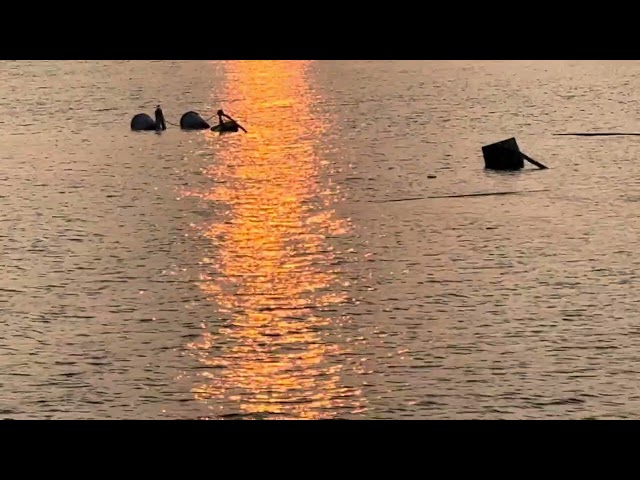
[554,132,640,137]
[481,137,548,170]
[131,107,166,131]
[427,174,437,179]
[211,120,240,133]
[180,111,210,130]
[130,113,157,131]
[211,110,247,134]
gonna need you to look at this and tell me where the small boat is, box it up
[211,120,240,133]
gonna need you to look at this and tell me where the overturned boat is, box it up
[131,113,158,131]
[131,107,166,131]
[180,111,210,130]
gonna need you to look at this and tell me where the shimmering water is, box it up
[2,60,640,419]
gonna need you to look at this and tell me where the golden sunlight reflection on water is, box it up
[183,61,367,419]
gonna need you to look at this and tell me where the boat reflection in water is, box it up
[184,61,367,419]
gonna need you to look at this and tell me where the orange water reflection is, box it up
[186,61,365,419]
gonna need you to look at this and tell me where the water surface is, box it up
[2,60,640,419]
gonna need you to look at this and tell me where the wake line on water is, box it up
[555,133,640,137]
[370,189,550,204]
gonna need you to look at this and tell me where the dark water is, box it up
[2,60,640,419]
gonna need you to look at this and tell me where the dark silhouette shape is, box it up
[481,137,548,170]
[130,105,167,131]
[130,113,157,131]
[212,122,240,133]
[217,109,230,124]
[521,152,548,170]
[180,111,210,130]
[211,109,247,133]
[155,105,166,131]
[482,138,524,170]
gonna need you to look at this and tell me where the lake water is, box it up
[2,60,640,419]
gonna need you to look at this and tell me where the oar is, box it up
[522,152,549,170]
[222,112,247,133]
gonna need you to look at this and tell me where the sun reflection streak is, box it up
[184,61,366,419]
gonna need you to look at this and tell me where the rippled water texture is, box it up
[2,60,640,419]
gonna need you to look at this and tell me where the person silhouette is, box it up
[217,109,234,126]
[155,105,167,131]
